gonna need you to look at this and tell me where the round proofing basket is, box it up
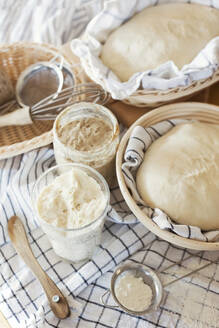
[116,102,219,250]
[0,42,82,160]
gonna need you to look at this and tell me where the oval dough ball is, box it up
[100,3,219,81]
[136,122,219,231]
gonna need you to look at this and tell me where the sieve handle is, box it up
[163,260,217,288]
[0,106,33,127]
[100,290,119,308]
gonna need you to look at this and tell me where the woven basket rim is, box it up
[116,101,219,250]
[122,70,219,107]
[74,46,219,107]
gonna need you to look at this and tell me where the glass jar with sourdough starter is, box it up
[53,102,120,186]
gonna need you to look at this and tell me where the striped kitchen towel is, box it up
[122,119,219,242]
[0,147,153,328]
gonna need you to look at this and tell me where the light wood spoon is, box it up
[7,215,70,319]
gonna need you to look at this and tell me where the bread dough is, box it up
[136,122,219,231]
[100,3,219,82]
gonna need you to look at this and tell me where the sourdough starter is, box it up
[53,102,119,186]
[58,117,113,151]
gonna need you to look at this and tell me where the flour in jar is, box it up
[37,167,106,229]
[115,273,153,312]
[58,117,113,151]
[36,167,108,262]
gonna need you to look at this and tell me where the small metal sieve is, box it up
[16,61,64,107]
[101,254,218,316]
[101,263,163,316]
[0,55,75,113]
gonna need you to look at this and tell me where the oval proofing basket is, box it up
[73,47,219,109]
[0,42,82,160]
[122,71,219,108]
[116,102,219,250]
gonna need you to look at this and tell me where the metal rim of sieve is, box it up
[101,262,163,316]
[59,64,75,88]
[15,61,64,107]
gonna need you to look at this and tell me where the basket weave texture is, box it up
[0,42,81,160]
[74,45,219,108]
[123,70,219,108]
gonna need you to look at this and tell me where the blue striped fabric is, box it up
[0,147,154,327]
[1,132,219,328]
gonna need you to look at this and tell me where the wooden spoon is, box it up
[7,215,70,319]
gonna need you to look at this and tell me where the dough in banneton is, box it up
[136,122,219,231]
[100,3,219,81]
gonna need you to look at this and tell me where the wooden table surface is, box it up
[0,43,218,327]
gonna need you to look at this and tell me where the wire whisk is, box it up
[0,83,110,127]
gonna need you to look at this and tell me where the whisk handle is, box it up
[0,106,32,127]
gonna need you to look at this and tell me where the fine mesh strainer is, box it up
[0,59,65,118]
[101,253,218,316]
[16,61,64,107]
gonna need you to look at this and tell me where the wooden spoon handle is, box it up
[8,216,70,319]
[0,106,32,127]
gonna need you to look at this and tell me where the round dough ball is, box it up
[100,3,219,81]
[136,122,219,231]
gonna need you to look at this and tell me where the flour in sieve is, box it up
[115,273,153,312]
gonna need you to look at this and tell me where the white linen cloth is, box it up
[71,0,219,100]
[0,0,104,46]
[0,1,219,327]
[122,119,219,242]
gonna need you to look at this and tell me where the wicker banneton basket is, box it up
[116,102,219,251]
[72,48,219,109]
[0,42,83,160]
[123,70,219,108]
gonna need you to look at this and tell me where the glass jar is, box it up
[53,102,119,186]
[32,163,110,263]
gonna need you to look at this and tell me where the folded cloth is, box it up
[71,0,219,100]
[122,119,219,242]
[0,147,152,328]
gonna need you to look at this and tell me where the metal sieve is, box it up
[101,253,218,316]
[101,262,163,316]
[16,61,64,107]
